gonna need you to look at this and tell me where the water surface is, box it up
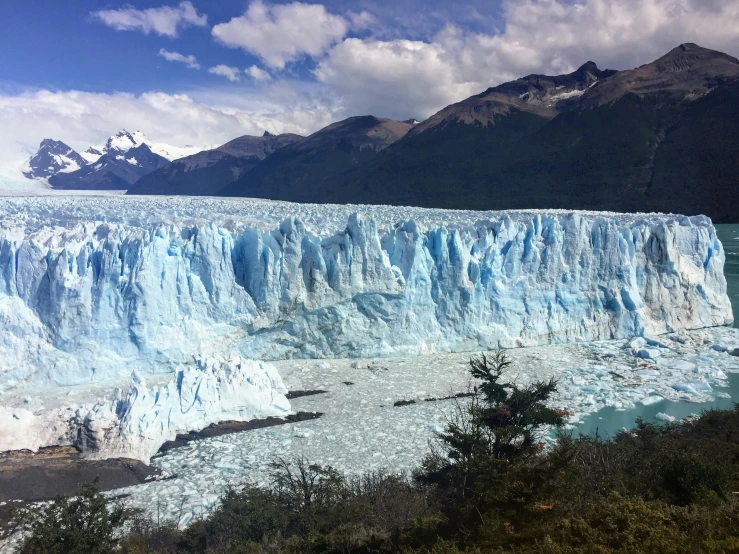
[574,373,739,438]
[716,224,739,328]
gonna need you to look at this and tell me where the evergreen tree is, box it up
[419,350,567,536]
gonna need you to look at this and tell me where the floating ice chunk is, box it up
[655,412,676,423]
[625,337,647,350]
[583,395,596,406]
[715,392,732,399]
[428,423,446,434]
[664,360,696,372]
[671,380,712,395]
[636,369,660,378]
[637,348,661,360]
[644,336,670,349]
[639,395,663,406]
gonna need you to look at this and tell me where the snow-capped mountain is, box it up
[21,129,212,190]
[81,130,209,165]
[22,139,88,179]
[50,143,169,190]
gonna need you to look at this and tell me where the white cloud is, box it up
[314,0,739,120]
[436,0,739,87]
[347,10,376,30]
[158,48,200,69]
[0,86,337,185]
[315,39,474,120]
[208,65,242,82]
[246,65,272,81]
[91,1,207,37]
[212,1,349,69]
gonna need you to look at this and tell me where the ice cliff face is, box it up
[0,356,290,462]
[77,356,289,461]
[0,197,732,389]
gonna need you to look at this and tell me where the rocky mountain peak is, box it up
[293,115,414,153]
[23,138,86,179]
[576,61,600,73]
[653,42,739,73]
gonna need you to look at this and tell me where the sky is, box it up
[1,0,739,183]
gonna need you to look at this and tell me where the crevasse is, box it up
[0,205,732,389]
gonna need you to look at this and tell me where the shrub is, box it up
[418,351,566,537]
[13,483,127,554]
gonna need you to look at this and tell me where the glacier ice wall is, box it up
[0,198,732,388]
[77,356,290,462]
[0,356,290,462]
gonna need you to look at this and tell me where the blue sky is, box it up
[0,0,505,95]
[1,0,738,186]
[0,1,282,93]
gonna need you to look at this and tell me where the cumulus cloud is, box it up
[315,39,474,121]
[91,1,207,37]
[441,0,739,86]
[158,48,200,69]
[208,65,242,82]
[0,87,338,186]
[246,65,272,81]
[347,10,376,30]
[212,1,350,69]
[314,0,739,120]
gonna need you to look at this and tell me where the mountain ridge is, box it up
[215,42,739,223]
[20,43,739,222]
[216,116,414,201]
[126,132,304,196]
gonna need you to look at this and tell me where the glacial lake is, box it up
[575,224,739,437]
[574,373,739,438]
[717,224,739,329]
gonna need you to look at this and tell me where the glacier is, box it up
[0,196,733,390]
[0,355,290,462]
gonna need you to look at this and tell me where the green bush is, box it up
[14,483,127,554]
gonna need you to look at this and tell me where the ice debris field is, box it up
[0,196,737,548]
[94,327,739,529]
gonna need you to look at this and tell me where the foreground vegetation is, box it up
[13,352,739,553]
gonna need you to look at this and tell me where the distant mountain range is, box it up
[126,131,304,196]
[24,130,211,190]
[217,116,417,199]
[26,43,739,222]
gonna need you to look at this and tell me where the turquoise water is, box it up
[716,224,739,328]
[574,373,739,438]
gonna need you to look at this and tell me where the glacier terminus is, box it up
[0,196,732,388]
[0,196,733,460]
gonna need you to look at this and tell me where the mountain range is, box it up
[25,43,739,222]
[24,130,211,190]
[126,131,303,196]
